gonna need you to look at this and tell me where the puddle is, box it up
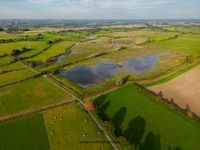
[60,52,170,87]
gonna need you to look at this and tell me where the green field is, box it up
[17,44,50,58]
[145,34,200,55]
[1,24,200,150]
[37,53,91,72]
[0,56,14,66]
[44,103,112,150]
[42,31,88,41]
[93,85,200,150]
[0,41,48,55]
[73,40,118,52]
[0,114,50,150]
[0,77,72,117]
[0,69,36,86]
[0,62,27,71]
[27,41,74,62]
[110,30,179,41]
[0,103,112,150]
[0,32,39,40]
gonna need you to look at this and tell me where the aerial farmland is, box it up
[0,0,200,150]
[0,15,200,150]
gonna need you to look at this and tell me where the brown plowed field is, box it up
[149,65,200,116]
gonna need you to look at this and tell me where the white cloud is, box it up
[27,0,61,4]
[1,0,199,19]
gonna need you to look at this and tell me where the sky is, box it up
[0,0,200,19]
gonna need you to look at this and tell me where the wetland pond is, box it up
[60,52,170,87]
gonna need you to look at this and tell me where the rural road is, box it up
[19,61,119,150]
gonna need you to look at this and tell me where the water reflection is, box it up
[60,52,169,87]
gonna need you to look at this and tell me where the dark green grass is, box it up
[0,114,50,150]
[93,85,200,150]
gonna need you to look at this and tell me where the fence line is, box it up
[134,83,200,123]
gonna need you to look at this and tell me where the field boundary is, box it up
[0,73,42,89]
[134,83,200,123]
[18,61,119,150]
[141,61,200,87]
[0,99,75,123]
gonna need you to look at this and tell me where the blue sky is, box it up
[0,0,200,19]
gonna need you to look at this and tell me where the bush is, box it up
[53,69,60,74]
[47,40,53,44]
[12,49,21,56]
[103,121,115,135]
[119,46,127,51]
[186,55,196,64]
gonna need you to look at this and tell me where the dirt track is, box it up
[149,65,200,116]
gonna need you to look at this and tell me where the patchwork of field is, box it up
[145,34,200,55]
[0,56,14,66]
[109,30,179,42]
[27,41,74,62]
[93,85,200,150]
[0,30,88,41]
[0,41,48,55]
[0,69,36,87]
[0,103,112,150]
[0,62,27,70]
[149,65,200,116]
[0,77,72,117]
[0,25,200,150]
[0,32,40,40]
[17,44,50,58]
[73,40,119,52]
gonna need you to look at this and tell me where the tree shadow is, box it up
[123,75,130,84]
[173,147,182,150]
[168,146,182,150]
[93,94,110,121]
[124,116,146,149]
[97,101,110,121]
[111,107,127,137]
[93,94,108,107]
[139,132,161,150]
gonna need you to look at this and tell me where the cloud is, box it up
[0,0,200,19]
[27,0,61,4]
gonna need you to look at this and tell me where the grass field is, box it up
[37,53,92,72]
[28,41,74,62]
[42,31,88,41]
[0,69,36,86]
[0,41,48,55]
[110,30,179,41]
[44,103,112,150]
[0,32,39,40]
[0,62,28,71]
[0,103,112,150]
[0,77,72,117]
[0,56,14,66]
[0,114,50,150]
[145,34,200,55]
[17,44,50,58]
[93,85,200,150]
[1,25,200,150]
[73,41,118,53]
